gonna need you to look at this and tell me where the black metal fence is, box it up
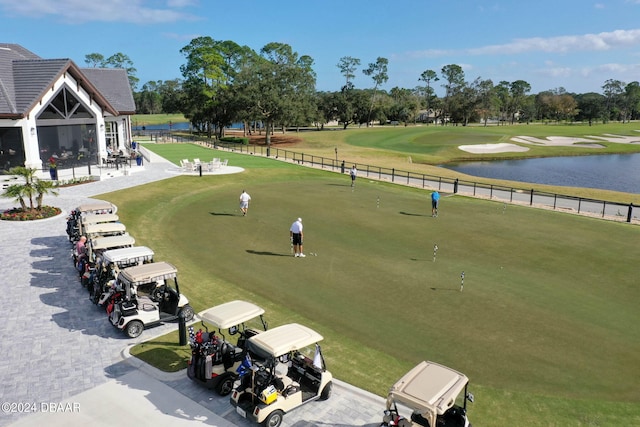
[151,136,639,224]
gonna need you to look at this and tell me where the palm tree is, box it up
[1,166,58,212]
[34,179,58,210]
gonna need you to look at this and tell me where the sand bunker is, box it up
[458,133,640,154]
[458,143,529,154]
[511,136,604,148]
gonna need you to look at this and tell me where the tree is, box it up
[418,69,439,125]
[574,92,604,125]
[622,81,640,122]
[602,79,625,122]
[84,53,104,67]
[179,37,255,138]
[509,80,532,124]
[2,167,58,212]
[475,78,495,126]
[440,64,465,125]
[337,56,361,91]
[235,42,316,155]
[363,57,389,125]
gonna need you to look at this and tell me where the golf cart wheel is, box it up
[320,381,332,400]
[262,410,284,427]
[125,320,144,338]
[216,375,235,396]
[181,305,195,322]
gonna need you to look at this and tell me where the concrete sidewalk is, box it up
[0,151,384,427]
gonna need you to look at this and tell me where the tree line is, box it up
[87,38,640,143]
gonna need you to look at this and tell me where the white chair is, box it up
[183,160,194,172]
[220,159,228,167]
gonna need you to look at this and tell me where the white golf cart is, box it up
[108,261,194,338]
[67,201,117,242]
[93,246,155,305]
[230,323,332,427]
[187,300,268,396]
[87,234,135,263]
[381,361,474,427]
[83,222,127,240]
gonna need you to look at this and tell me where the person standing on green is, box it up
[239,190,251,216]
[431,191,440,217]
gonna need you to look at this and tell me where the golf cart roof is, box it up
[247,323,322,357]
[90,235,135,251]
[81,213,119,225]
[77,201,116,214]
[102,246,154,265]
[198,300,265,329]
[83,222,127,235]
[119,261,178,285]
[387,361,469,416]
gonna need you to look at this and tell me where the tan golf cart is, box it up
[87,234,135,263]
[67,201,117,242]
[93,246,155,306]
[230,323,332,427]
[83,222,127,240]
[108,261,194,338]
[187,300,268,395]
[381,360,474,427]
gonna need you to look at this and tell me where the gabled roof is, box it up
[0,43,134,118]
[81,68,136,114]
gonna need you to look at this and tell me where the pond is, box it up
[442,153,640,194]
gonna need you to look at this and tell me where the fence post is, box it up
[392,168,395,182]
[578,198,582,213]
[453,178,459,194]
[627,203,634,223]
[530,189,534,206]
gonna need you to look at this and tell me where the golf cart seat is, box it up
[273,363,299,396]
[220,342,240,370]
[137,296,157,311]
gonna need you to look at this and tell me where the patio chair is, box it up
[220,159,228,167]
[183,160,194,172]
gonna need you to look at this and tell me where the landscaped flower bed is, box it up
[0,205,61,221]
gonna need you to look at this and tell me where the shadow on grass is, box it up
[209,211,236,216]
[399,211,427,216]
[246,249,291,257]
[430,287,459,292]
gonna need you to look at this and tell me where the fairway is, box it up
[108,143,640,426]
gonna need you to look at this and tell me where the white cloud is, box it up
[406,29,640,58]
[0,0,200,24]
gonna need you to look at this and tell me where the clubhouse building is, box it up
[0,43,135,174]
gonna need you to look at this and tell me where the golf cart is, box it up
[187,300,268,396]
[381,361,474,427]
[230,323,332,427]
[108,261,195,338]
[87,234,135,263]
[84,222,127,240]
[66,201,117,243]
[93,246,155,305]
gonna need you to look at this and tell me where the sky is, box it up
[2,0,640,96]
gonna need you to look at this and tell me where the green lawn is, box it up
[99,140,640,427]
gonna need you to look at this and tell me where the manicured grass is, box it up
[102,142,640,426]
[131,113,188,125]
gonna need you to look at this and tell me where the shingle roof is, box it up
[0,44,135,118]
[81,68,136,114]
